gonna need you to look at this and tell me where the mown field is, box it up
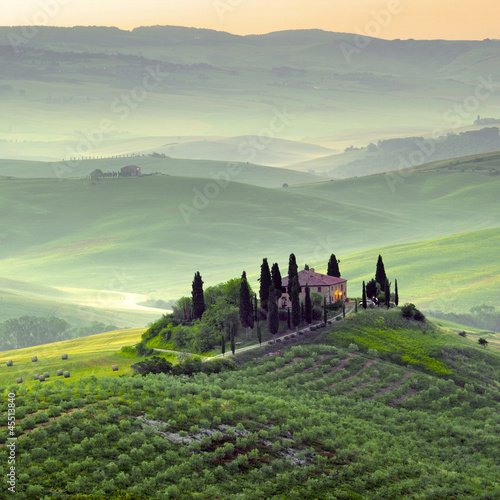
[0,309,499,499]
[0,328,154,387]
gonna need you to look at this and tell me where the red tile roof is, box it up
[282,269,347,288]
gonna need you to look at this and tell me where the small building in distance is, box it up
[121,165,142,176]
[280,268,347,309]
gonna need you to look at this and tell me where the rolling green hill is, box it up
[0,155,322,188]
[0,309,499,498]
[0,150,499,322]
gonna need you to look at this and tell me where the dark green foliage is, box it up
[291,275,301,328]
[305,284,312,324]
[256,321,262,345]
[478,337,488,346]
[230,325,236,355]
[375,254,387,288]
[271,262,283,293]
[385,279,391,309]
[142,314,180,343]
[135,342,155,357]
[239,271,254,334]
[287,308,291,329]
[366,278,378,299]
[192,271,205,320]
[401,303,426,322]
[394,279,399,306]
[259,258,272,311]
[267,285,279,335]
[221,335,225,356]
[323,297,327,324]
[362,281,367,309]
[327,253,341,277]
[132,356,235,376]
[288,253,298,285]
[131,356,173,375]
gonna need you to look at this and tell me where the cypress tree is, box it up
[323,296,327,324]
[191,271,205,320]
[305,284,312,324]
[267,285,279,336]
[256,321,262,345]
[327,254,341,278]
[304,264,310,270]
[291,275,301,329]
[259,258,272,311]
[288,253,298,286]
[395,279,399,307]
[239,271,254,340]
[271,263,283,293]
[375,255,387,289]
[254,294,259,322]
[385,279,391,309]
[362,281,367,309]
[287,307,291,330]
[343,302,346,319]
[355,300,358,313]
[221,334,225,356]
[230,325,236,355]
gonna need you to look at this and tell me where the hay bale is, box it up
[16,377,23,384]
[63,371,70,378]
[61,354,68,360]
[32,356,38,362]
[43,372,50,378]
[6,360,13,367]
[57,369,63,376]
[112,365,119,371]
[39,376,45,382]
[33,374,39,380]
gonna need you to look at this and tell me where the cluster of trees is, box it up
[142,252,344,354]
[131,356,236,376]
[361,255,399,310]
[0,317,119,351]
[428,305,500,332]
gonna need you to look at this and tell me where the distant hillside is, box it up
[0,151,499,315]
[1,27,500,152]
[288,129,500,178]
[0,156,322,188]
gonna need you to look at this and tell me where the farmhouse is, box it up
[121,165,142,176]
[280,268,347,308]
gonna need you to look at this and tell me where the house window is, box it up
[341,285,344,291]
[317,287,321,292]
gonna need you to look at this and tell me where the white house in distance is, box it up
[280,268,347,308]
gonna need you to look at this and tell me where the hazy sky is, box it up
[2,0,499,40]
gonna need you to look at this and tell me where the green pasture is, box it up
[0,327,154,388]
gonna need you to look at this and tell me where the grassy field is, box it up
[0,327,154,388]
